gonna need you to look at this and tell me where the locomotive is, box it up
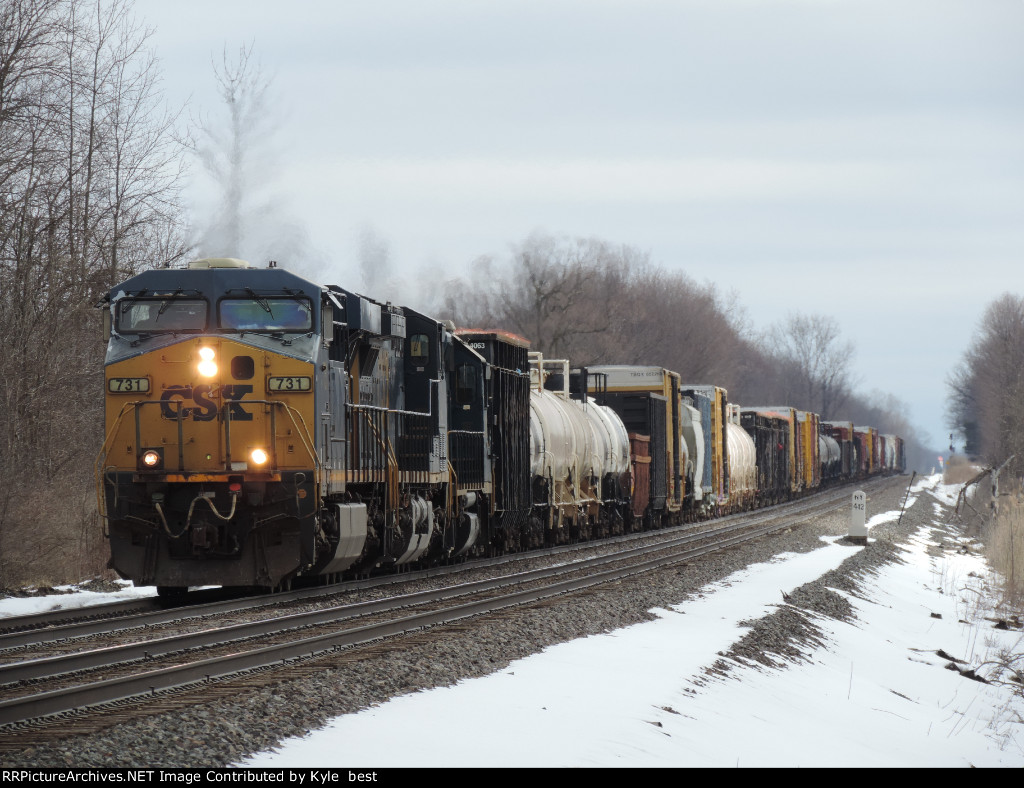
[96,259,905,597]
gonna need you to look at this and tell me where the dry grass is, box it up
[0,482,111,589]
[986,497,1024,606]
[944,454,981,485]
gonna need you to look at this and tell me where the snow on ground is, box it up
[1,475,1020,766]
[232,474,1024,768]
[0,583,155,619]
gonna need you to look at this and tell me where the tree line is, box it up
[435,231,925,458]
[0,0,188,586]
[947,293,1024,478]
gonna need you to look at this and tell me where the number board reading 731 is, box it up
[108,377,150,393]
[268,376,311,392]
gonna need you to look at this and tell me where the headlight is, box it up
[250,448,269,465]
[197,346,217,377]
[140,449,162,469]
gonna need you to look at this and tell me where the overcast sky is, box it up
[135,0,1024,452]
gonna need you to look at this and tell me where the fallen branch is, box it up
[948,466,992,525]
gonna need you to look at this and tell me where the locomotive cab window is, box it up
[117,299,207,332]
[410,333,429,366]
[456,364,477,404]
[219,298,312,332]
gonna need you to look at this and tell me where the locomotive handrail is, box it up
[447,460,457,515]
[221,398,319,478]
[94,397,320,505]
[263,400,320,478]
[345,389,438,420]
[347,403,400,514]
[94,401,139,522]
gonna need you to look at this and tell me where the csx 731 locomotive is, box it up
[97,258,533,597]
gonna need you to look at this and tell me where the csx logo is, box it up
[160,385,253,421]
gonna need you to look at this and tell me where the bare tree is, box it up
[439,232,646,363]
[194,42,279,260]
[763,313,856,418]
[435,231,749,385]
[0,0,188,586]
[432,230,929,468]
[192,42,326,279]
[947,293,1024,473]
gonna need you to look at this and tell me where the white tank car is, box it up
[820,433,841,479]
[528,385,588,483]
[590,401,631,478]
[882,435,897,471]
[680,401,706,506]
[528,356,631,517]
[725,420,756,510]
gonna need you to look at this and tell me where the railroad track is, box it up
[0,476,899,744]
[1,477,893,643]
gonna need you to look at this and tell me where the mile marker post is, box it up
[849,490,867,546]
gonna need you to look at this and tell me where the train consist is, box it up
[96,259,906,596]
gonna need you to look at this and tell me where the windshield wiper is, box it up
[155,288,184,322]
[118,289,148,312]
[245,288,275,319]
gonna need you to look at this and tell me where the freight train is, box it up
[96,259,906,597]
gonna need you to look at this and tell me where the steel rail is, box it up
[0,492,839,685]
[3,478,867,679]
[0,477,887,651]
[0,598,162,637]
[0,479,881,727]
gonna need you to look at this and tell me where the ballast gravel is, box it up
[5,476,941,768]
